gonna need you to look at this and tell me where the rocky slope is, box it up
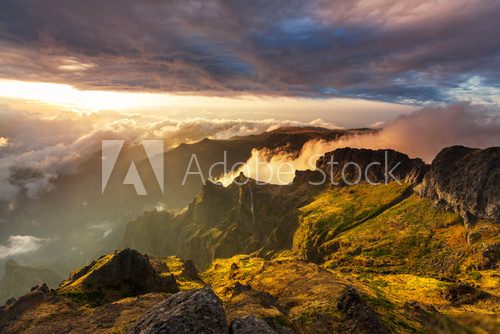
[293,182,499,277]
[0,285,170,333]
[4,250,496,333]
[202,255,496,333]
[0,260,62,305]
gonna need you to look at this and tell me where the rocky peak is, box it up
[415,146,499,223]
[316,148,428,185]
[59,248,178,303]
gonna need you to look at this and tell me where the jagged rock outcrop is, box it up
[416,146,499,223]
[0,260,62,305]
[230,314,278,334]
[123,172,323,269]
[127,287,227,334]
[316,148,428,185]
[59,248,178,303]
[337,286,390,334]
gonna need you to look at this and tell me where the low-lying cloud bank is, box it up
[1,103,498,200]
[218,104,500,185]
[0,104,342,203]
[316,103,500,162]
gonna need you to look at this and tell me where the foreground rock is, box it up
[59,248,178,304]
[0,250,203,333]
[416,146,500,223]
[128,287,227,334]
[337,286,390,334]
[230,314,277,334]
[0,288,169,333]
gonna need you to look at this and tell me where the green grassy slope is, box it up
[293,183,499,280]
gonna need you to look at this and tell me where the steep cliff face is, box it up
[122,211,177,256]
[415,146,500,223]
[0,260,62,304]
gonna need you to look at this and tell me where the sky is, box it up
[0,0,499,124]
[0,0,500,201]
[0,79,412,127]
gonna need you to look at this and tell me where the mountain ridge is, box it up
[123,145,498,274]
[0,144,498,333]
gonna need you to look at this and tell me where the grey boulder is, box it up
[229,315,277,334]
[128,287,227,334]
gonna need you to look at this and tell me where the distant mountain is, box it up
[0,260,62,304]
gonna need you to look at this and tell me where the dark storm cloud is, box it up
[0,0,500,102]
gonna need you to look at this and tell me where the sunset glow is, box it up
[0,78,415,126]
[0,1,499,332]
[0,79,177,112]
